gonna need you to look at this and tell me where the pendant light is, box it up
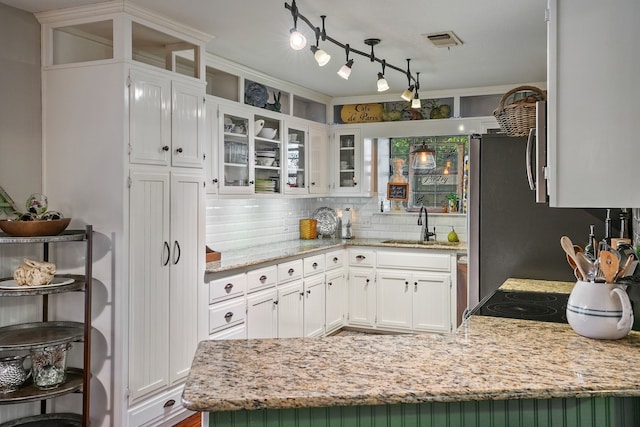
[310,22,330,67]
[400,59,415,101]
[288,0,307,50]
[411,141,436,170]
[337,44,354,79]
[377,60,389,92]
[411,72,422,109]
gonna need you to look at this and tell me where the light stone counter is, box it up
[182,278,640,413]
[205,238,467,274]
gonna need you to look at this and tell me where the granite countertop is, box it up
[182,278,640,413]
[205,238,467,274]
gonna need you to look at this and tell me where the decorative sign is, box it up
[387,183,409,201]
[340,103,384,123]
[420,175,458,186]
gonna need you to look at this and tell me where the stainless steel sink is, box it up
[381,239,460,246]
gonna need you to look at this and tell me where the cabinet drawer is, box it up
[128,384,192,427]
[349,249,376,267]
[278,259,303,284]
[209,298,246,334]
[209,324,246,340]
[247,265,277,293]
[376,251,451,272]
[209,273,246,303]
[325,249,345,271]
[304,254,325,277]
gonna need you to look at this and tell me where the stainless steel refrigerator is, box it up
[468,133,621,306]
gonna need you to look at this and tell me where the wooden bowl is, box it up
[0,218,71,237]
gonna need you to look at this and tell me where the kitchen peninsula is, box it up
[183,279,640,426]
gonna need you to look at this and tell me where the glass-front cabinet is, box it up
[334,128,362,194]
[284,121,307,195]
[219,106,252,194]
[254,114,282,195]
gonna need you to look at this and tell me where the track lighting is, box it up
[377,60,389,92]
[284,2,423,99]
[400,59,415,101]
[288,0,306,50]
[337,44,353,79]
[411,72,422,109]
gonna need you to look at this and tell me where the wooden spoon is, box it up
[560,236,587,279]
[599,251,620,284]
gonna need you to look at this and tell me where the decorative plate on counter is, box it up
[312,207,339,236]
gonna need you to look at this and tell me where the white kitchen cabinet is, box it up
[376,270,413,331]
[128,169,203,402]
[413,273,451,333]
[303,274,325,337]
[129,68,205,169]
[218,105,253,195]
[284,119,308,195]
[209,297,246,335]
[247,288,278,339]
[308,123,330,195]
[333,128,362,194]
[205,96,220,193]
[277,280,304,338]
[325,267,346,334]
[547,0,640,207]
[347,267,376,328]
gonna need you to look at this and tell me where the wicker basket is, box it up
[299,219,318,240]
[493,86,547,137]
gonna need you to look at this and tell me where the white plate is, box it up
[0,277,74,290]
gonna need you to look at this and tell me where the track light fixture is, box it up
[284,2,421,100]
[411,72,422,109]
[337,44,354,80]
[288,0,306,50]
[377,60,389,92]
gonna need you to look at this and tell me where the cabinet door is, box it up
[129,69,171,166]
[277,281,304,338]
[333,128,361,194]
[309,123,329,195]
[284,121,307,195]
[325,269,346,334]
[304,275,325,337]
[247,289,278,339]
[548,0,640,207]
[171,80,205,168]
[413,273,452,333]
[169,172,203,385]
[218,106,253,194]
[254,114,283,195]
[205,97,219,193]
[347,267,375,328]
[376,270,412,331]
[128,170,171,401]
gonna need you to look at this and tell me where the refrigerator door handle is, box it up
[526,127,536,191]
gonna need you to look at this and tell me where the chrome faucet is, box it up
[418,206,436,242]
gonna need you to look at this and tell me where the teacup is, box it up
[566,280,633,339]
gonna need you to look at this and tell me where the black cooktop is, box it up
[472,289,569,324]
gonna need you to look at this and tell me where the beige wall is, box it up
[0,3,41,209]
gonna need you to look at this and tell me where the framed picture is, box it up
[387,182,409,201]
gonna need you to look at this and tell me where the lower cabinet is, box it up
[347,267,376,328]
[303,274,325,337]
[247,288,278,339]
[325,268,346,334]
[277,280,304,338]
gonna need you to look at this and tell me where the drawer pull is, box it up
[288,268,295,275]
[259,275,267,282]
[356,255,366,261]
[224,283,233,291]
[312,262,318,268]
[333,257,338,262]
[300,292,305,296]
[328,282,332,286]
[162,145,170,152]
[224,312,233,320]
[163,399,176,408]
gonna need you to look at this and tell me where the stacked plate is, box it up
[255,179,277,193]
[255,150,277,167]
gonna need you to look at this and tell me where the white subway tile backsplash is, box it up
[205,195,467,251]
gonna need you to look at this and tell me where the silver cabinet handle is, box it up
[163,399,175,408]
[224,283,233,291]
[312,262,318,268]
[356,255,366,261]
[259,275,267,282]
[224,312,233,320]
[288,268,295,274]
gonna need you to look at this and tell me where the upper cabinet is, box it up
[547,0,640,207]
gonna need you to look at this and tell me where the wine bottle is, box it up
[584,224,595,259]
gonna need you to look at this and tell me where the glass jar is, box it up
[30,343,70,390]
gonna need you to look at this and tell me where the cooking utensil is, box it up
[599,251,619,284]
[575,252,596,282]
[561,235,587,279]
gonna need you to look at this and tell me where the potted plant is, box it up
[446,193,459,213]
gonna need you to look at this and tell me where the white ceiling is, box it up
[3,0,548,98]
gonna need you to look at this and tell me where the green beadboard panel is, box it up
[208,397,640,427]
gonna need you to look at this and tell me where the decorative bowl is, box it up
[0,218,71,237]
[258,127,277,139]
[254,119,265,135]
[256,157,275,167]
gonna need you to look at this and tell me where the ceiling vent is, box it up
[424,31,463,48]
